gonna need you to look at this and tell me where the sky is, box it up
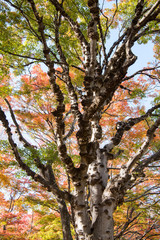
[100,0,156,75]
[128,42,155,75]
[106,29,155,76]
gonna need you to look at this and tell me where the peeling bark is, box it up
[1,0,160,239]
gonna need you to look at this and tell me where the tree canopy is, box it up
[0,0,160,239]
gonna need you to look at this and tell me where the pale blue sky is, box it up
[128,42,155,75]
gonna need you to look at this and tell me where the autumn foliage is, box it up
[0,0,160,239]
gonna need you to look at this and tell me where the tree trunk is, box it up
[87,149,115,240]
[57,198,73,240]
[73,179,91,240]
[72,149,116,240]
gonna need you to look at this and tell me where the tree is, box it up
[0,0,160,239]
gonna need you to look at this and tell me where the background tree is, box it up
[0,0,160,239]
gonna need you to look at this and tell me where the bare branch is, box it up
[125,185,160,202]
[0,49,45,62]
[134,28,160,41]
[138,221,160,240]
[71,65,85,73]
[123,66,160,81]
[114,208,141,240]
[101,0,119,63]
[63,117,76,141]
[5,98,34,148]
[105,30,128,65]
[104,104,160,151]
[126,116,160,171]
[133,148,160,176]
[54,12,67,65]
[97,17,108,64]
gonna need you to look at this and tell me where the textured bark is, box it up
[1,0,160,240]
[73,180,91,240]
[87,149,113,240]
[57,198,73,240]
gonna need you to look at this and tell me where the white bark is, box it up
[87,149,115,240]
[74,180,91,240]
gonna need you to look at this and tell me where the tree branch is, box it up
[103,116,160,207]
[54,12,67,65]
[138,221,160,240]
[114,208,141,240]
[5,98,33,148]
[135,0,160,31]
[123,65,160,81]
[133,148,160,177]
[104,104,160,152]
[26,0,80,181]
[4,0,42,41]
[5,98,58,185]
[49,0,90,68]
[126,116,160,171]
[0,106,72,202]
[125,185,160,202]
[0,49,45,62]
[63,116,76,141]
